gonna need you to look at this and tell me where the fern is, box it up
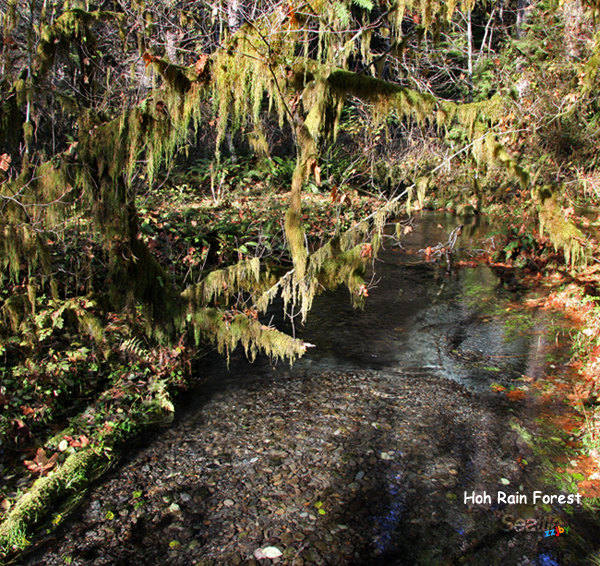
[119,337,147,358]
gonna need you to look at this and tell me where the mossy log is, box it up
[0,447,102,558]
[0,371,178,561]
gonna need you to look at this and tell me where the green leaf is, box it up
[353,0,373,9]
[499,478,510,485]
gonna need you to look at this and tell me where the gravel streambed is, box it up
[25,366,574,566]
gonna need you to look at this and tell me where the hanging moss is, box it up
[149,57,192,95]
[0,92,23,157]
[189,307,308,364]
[255,191,403,325]
[3,0,539,366]
[36,9,123,75]
[535,186,588,266]
[181,257,261,308]
[328,69,418,103]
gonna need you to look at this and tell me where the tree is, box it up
[4,0,596,363]
[2,0,600,556]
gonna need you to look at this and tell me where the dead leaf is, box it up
[578,480,600,498]
[360,243,373,259]
[142,51,155,68]
[65,435,89,448]
[21,405,36,416]
[0,153,11,172]
[24,448,59,475]
[330,186,338,202]
[195,54,209,78]
[506,389,527,401]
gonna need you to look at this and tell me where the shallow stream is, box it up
[26,213,600,566]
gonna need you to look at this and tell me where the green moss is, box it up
[189,307,308,364]
[36,9,123,75]
[536,188,587,266]
[0,448,98,556]
[181,258,261,308]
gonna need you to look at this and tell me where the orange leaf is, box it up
[195,54,209,78]
[24,448,58,475]
[578,480,600,498]
[20,405,35,416]
[506,389,527,401]
[356,284,369,297]
[70,435,90,448]
[142,51,155,68]
[285,3,297,24]
[244,308,258,320]
[0,153,11,172]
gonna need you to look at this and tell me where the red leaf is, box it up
[330,186,338,202]
[506,389,527,401]
[21,406,36,416]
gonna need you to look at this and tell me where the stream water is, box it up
[25,213,600,566]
